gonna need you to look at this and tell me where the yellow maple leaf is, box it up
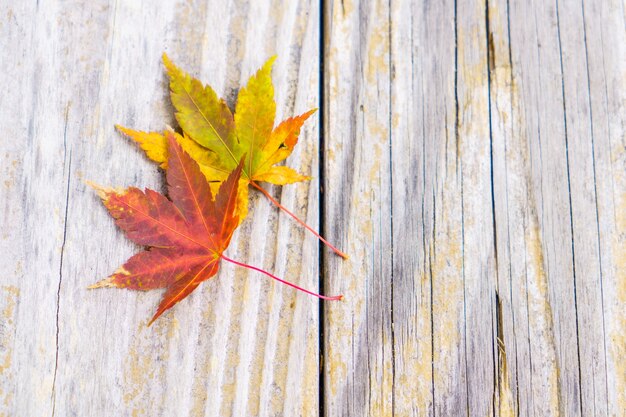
[118,54,346,258]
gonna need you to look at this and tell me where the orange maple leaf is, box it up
[90,130,341,325]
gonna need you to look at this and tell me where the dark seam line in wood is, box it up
[485,0,506,416]
[52,109,71,417]
[376,195,383,415]
[485,2,500,414]
[492,291,499,416]
[503,0,522,413]
[420,64,435,417]
[318,1,327,415]
[366,278,372,412]
[430,178,437,416]
[367,197,373,414]
[495,291,501,410]
[491,292,498,417]
[453,1,470,415]
[485,0,499,282]
[580,0,610,406]
[554,2,584,414]
[453,0,460,171]
[387,0,395,416]
[496,292,509,415]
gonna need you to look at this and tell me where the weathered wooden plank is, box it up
[322,0,394,415]
[488,0,568,414]
[390,0,473,415]
[575,0,626,413]
[487,1,535,415]
[553,0,616,413]
[389,1,444,414]
[0,0,321,416]
[323,0,497,414]
[511,2,584,413]
[486,0,626,415]
[455,1,498,415]
[323,0,624,416]
[392,0,497,414]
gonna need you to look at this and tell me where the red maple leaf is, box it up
[90,130,341,325]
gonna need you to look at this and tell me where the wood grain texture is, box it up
[1,0,624,416]
[322,0,625,416]
[323,0,394,415]
[0,1,321,416]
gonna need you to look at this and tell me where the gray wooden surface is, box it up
[0,0,623,416]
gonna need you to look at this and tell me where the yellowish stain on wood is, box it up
[2,159,18,189]
[364,4,389,87]
[339,0,355,17]
[495,330,515,417]
[487,3,515,95]
[496,356,515,417]
[431,97,466,397]
[367,336,393,417]
[612,181,626,410]
[525,225,561,416]
[488,7,518,415]
[430,222,464,393]
[395,301,433,416]
[122,318,179,416]
[0,286,19,413]
[325,305,349,397]
[300,327,319,416]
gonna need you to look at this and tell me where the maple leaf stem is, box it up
[220,254,343,301]
[249,181,349,259]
